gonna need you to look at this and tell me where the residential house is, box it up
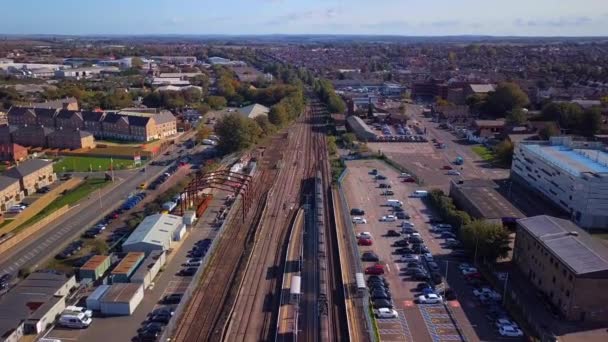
[0,143,28,163]
[55,110,84,130]
[11,126,53,148]
[30,97,79,111]
[33,108,57,127]
[464,84,496,98]
[82,111,104,137]
[0,176,23,213]
[47,129,95,150]
[126,116,155,142]
[4,159,55,196]
[101,113,132,140]
[7,107,38,126]
[472,119,506,139]
[153,111,177,138]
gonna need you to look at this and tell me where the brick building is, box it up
[4,159,55,196]
[513,215,608,322]
[0,143,28,162]
[11,126,53,148]
[0,175,24,213]
[47,129,95,150]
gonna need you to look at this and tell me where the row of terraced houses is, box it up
[3,105,177,148]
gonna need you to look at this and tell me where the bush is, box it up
[426,189,471,230]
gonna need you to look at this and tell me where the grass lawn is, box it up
[14,178,109,233]
[471,145,495,161]
[54,156,137,172]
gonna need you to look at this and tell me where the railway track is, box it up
[222,111,312,341]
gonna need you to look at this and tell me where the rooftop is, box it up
[111,252,145,275]
[80,255,109,271]
[451,179,524,220]
[100,283,142,303]
[4,159,52,179]
[518,215,608,275]
[237,103,269,119]
[122,213,183,248]
[523,143,608,177]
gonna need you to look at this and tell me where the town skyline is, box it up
[1,0,608,36]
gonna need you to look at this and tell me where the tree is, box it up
[483,82,529,116]
[195,123,213,143]
[541,102,583,128]
[131,57,144,69]
[539,123,560,140]
[506,108,527,125]
[342,133,357,147]
[327,135,338,156]
[215,113,260,154]
[579,107,602,137]
[254,115,276,136]
[495,140,514,166]
[206,96,227,110]
[269,104,288,127]
[460,220,511,263]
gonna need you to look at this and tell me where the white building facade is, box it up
[512,137,608,229]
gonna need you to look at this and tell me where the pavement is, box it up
[342,159,523,342]
[41,189,231,342]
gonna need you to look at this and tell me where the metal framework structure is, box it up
[179,169,254,221]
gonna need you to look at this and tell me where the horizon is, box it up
[1,0,607,36]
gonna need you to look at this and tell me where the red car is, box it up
[358,238,373,246]
[442,165,453,170]
[402,177,416,183]
[365,264,385,275]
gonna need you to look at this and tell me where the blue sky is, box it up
[2,0,607,36]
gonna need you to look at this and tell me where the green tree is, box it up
[195,123,213,143]
[495,140,514,166]
[131,57,144,69]
[579,107,602,137]
[327,135,338,156]
[215,113,260,154]
[342,133,357,147]
[254,115,276,136]
[460,220,511,263]
[206,96,227,110]
[539,123,560,140]
[506,108,527,125]
[268,104,289,127]
[483,82,529,116]
[541,102,583,128]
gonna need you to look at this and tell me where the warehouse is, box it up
[86,285,110,311]
[110,252,145,283]
[122,213,186,254]
[99,283,144,316]
[346,116,377,142]
[79,255,111,281]
[0,272,77,341]
[130,250,166,289]
[449,179,524,228]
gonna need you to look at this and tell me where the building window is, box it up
[568,274,573,281]
[552,276,556,284]
[566,290,570,297]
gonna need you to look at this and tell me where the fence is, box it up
[336,168,376,342]
[0,205,69,255]
[160,184,245,341]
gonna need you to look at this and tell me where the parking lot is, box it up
[342,159,525,342]
[41,189,231,342]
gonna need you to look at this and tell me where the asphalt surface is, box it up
[0,132,198,279]
[343,159,524,342]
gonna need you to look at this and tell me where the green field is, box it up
[471,145,495,161]
[15,178,109,233]
[53,156,137,173]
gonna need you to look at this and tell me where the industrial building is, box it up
[88,283,144,316]
[513,215,608,322]
[449,179,524,227]
[110,252,145,283]
[79,255,111,281]
[0,272,77,342]
[346,116,377,142]
[512,137,608,229]
[130,250,166,289]
[122,214,186,254]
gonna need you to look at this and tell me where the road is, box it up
[0,132,197,278]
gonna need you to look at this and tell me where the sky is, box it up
[1,0,608,36]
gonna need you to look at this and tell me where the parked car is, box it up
[418,293,443,304]
[447,170,461,176]
[374,308,398,318]
[358,237,373,246]
[375,174,387,180]
[36,186,51,194]
[498,325,524,337]
[365,265,385,275]
[361,251,380,262]
[378,183,391,189]
[386,230,400,237]
[395,212,410,220]
[401,254,420,262]
[372,299,394,309]
[352,217,367,224]
[380,215,397,222]
[162,293,183,304]
[394,247,414,255]
[402,177,416,183]
[350,208,365,215]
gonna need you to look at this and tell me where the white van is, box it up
[64,305,93,318]
[386,199,403,208]
[411,190,428,198]
[58,313,92,329]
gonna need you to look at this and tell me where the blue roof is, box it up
[525,144,608,176]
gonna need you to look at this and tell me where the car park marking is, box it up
[448,301,460,308]
[403,300,414,307]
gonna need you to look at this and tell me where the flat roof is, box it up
[111,252,144,275]
[80,255,109,271]
[122,214,183,248]
[451,179,524,220]
[524,144,608,176]
[518,215,608,275]
[100,283,142,303]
